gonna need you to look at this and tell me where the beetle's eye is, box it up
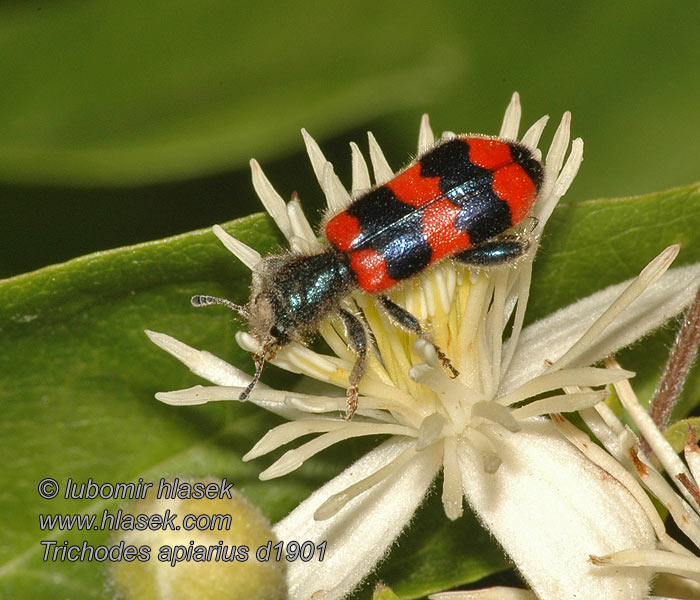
[270,325,283,339]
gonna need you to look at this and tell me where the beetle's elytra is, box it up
[193,134,543,419]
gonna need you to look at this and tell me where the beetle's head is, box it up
[246,287,292,349]
[190,261,296,401]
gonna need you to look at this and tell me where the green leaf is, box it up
[372,584,401,600]
[0,0,463,186]
[664,418,700,453]
[2,184,699,599]
[4,1,699,283]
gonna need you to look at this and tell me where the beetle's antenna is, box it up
[191,295,249,318]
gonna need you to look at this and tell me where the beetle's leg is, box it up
[379,296,459,379]
[454,235,530,267]
[337,308,369,420]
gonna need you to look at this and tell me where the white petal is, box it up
[273,437,441,600]
[287,196,318,245]
[533,137,584,232]
[145,331,315,419]
[520,115,549,151]
[458,419,655,600]
[607,360,700,515]
[288,234,316,254]
[155,383,313,421]
[367,132,393,184]
[441,436,463,520]
[686,436,700,487]
[501,262,700,395]
[249,159,293,240]
[652,572,700,599]
[235,330,260,353]
[499,92,521,140]
[301,128,329,184]
[551,413,685,553]
[545,112,571,177]
[418,114,435,154]
[498,366,633,407]
[550,245,679,371]
[510,390,607,419]
[257,423,416,479]
[430,588,535,600]
[243,419,349,460]
[592,548,700,583]
[350,141,371,195]
[552,137,584,200]
[155,384,240,406]
[321,161,352,213]
[314,446,418,521]
[212,224,260,270]
[145,330,250,387]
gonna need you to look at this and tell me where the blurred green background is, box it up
[1,0,698,279]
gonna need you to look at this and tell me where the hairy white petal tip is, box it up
[367,131,393,184]
[350,141,371,194]
[321,161,352,212]
[146,329,181,354]
[212,224,261,270]
[250,158,293,240]
[146,330,251,387]
[286,196,317,244]
[156,389,206,406]
[546,111,572,178]
[301,127,329,183]
[520,115,549,151]
[418,114,435,153]
[552,137,584,198]
[499,91,521,139]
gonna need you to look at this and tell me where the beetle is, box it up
[193,134,543,419]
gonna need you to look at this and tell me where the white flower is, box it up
[547,285,700,598]
[147,94,700,600]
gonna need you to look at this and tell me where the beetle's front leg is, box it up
[337,308,370,420]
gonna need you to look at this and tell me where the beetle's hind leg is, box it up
[337,308,370,420]
[379,296,459,379]
[454,235,530,267]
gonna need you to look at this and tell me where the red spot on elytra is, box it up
[325,212,362,252]
[422,199,471,262]
[492,163,537,223]
[386,164,442,208]
[466,138,513,170]
[350,249,396,292]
